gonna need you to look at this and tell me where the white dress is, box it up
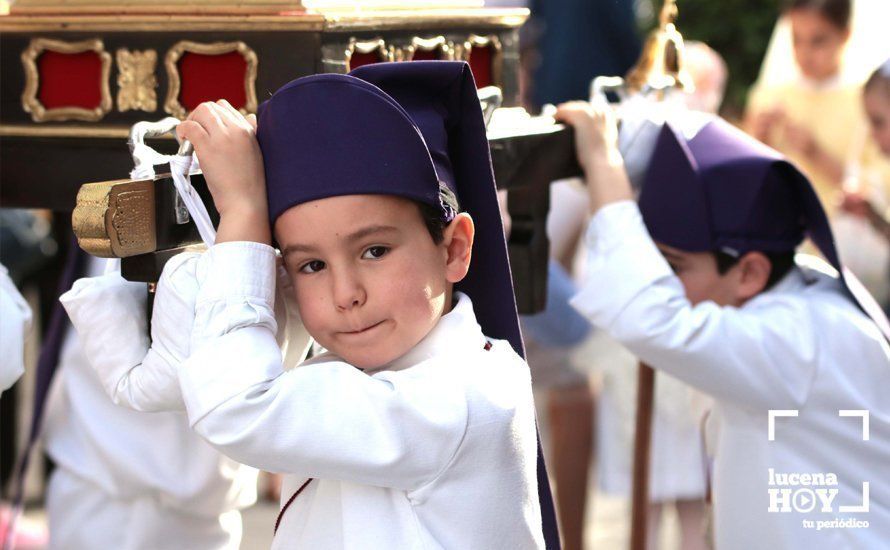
[54,256,258,550]
[571,201,890,549]
[174,241,545,549]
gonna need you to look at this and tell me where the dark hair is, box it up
[784,0,852,30]
[417,183,461,244]
[714,250,797,291]
[865,59,890,98]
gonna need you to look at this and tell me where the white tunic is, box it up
[53,256,257,549]
[0,263,31,393]
[177,242,545,549]
[570,201,890,549]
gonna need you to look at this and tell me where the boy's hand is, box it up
[177,100,271,245]
[555,101,633,214]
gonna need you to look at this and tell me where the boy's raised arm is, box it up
[177,100,271,246]
[569,201,818,411]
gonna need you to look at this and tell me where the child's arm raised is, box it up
[555,100,634,215]
[177,100,271,246]
[560,103,818,411]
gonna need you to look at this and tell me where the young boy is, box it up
[65,61,557,548]
[557,103,890,548]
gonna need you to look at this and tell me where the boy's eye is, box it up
[299,260,326,274]
[362,246,389,260]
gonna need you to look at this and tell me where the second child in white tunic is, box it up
[555,102,890,549]
[571,202,890,550]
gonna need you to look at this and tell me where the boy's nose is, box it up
[332,270,366,311]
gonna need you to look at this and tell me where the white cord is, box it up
[168,155,216,247]
[129,144,216,247]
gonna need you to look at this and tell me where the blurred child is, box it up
[746,0,890,303]
[842,60,890,290]
[560,97,890,549]
[746,0,853,205]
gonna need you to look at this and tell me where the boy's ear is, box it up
[734,251,772,302]
[442,213,474,284]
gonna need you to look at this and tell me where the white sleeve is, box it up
[570,201,818,410]
[179,242,468,491]
[60,262,188,412]
[0,265,32,393]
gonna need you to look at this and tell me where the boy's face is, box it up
[657,243,772,307]
[789,8,849,82]
[276,194,473,370]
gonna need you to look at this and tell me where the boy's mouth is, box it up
[341,320,386,336]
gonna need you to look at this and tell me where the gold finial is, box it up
[659,0,678,28]
[625,0,693,94]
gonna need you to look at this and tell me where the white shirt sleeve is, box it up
[61,263,188,412]
[180,242,468,491]
[0,265,32,393]
[570,200,818,410]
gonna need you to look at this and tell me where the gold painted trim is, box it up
[12,1,301,15]
[344,37,392,72]
[0,14,326,32]
[396,35,453,62]
[0,9,526,33]
[20,37,113,122]
[116,48,158,112]
[164,40,259,119]
[0,124,139,139]
[455,33,503,87]
[320,8,528,31]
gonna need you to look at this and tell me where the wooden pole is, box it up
[630,363,656,550]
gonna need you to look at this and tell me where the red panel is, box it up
[37,50,103,110]
[468,45,493,88]
[178,51,248,111]
[411,49,440,61]
[349,51,383,71]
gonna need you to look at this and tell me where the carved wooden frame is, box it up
[164,40,259,119]
[344,37,392,72]
[398,35,453,62]
[116,48,158,112]
[21,37,112,122]
[455,33,503,87]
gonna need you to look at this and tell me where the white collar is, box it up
[759,254,841,300]
[365,291,487,375]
